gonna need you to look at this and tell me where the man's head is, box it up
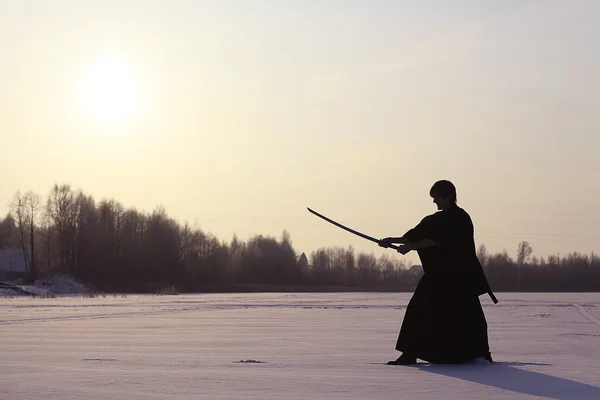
[430,180,457,210]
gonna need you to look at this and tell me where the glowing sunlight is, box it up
[76,53,141,126]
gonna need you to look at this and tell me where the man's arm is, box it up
[395,238,438,255]
[405,238,438,250]
[381,236,439,253]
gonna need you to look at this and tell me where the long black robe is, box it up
[395,205,494,364]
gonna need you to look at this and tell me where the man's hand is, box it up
[379,237,394,248]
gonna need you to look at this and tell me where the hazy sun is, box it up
[78,53,141,125]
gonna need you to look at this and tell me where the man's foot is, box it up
[483,352,493,363]
[387,353,417,365]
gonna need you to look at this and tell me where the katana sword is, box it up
[307,207,400,250]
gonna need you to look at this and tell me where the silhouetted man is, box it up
[380,180,495,365]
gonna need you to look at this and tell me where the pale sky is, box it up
[1,0,599,264]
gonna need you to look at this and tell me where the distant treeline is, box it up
[1,184,599,293]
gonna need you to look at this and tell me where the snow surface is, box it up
[1,292,600,399]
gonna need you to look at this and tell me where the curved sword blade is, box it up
[307,207,399,250]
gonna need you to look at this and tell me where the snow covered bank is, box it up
[0,275,94,297]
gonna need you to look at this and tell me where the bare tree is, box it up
[477,244,489,267]
[298,252,309,269]
[516,241,533,290]
[0,214,16,248]
[516,241,533,266]
[9,191,40,279]
[357,252,377,284]
[9,191,28,272]
[24,191,41,279]
[45,184,79,273]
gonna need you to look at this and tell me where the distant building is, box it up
[0,248,29,281]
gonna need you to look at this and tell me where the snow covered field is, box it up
[1,292,599,399]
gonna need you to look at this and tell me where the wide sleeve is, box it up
[402,213,450,244]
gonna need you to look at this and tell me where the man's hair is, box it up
[430,180,457,203]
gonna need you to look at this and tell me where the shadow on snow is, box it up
[417,362,600,400]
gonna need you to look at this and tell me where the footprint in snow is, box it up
[236,359,266,364]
